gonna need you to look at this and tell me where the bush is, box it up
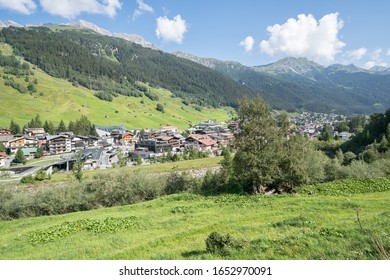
[34,168,47,181]
[156,103,165,113]
[165,172,200,195]
[205,231,233,254]
[20,175,35,184]
[94,91,113,102]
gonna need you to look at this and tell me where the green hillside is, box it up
[0,189,388,260]
[0,43,234,130]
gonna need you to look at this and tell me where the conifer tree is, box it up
[13,149,26,164]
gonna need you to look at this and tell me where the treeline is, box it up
[8,114,98,137]
[0,26,255,107]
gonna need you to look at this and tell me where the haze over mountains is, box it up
[2,19,390,115]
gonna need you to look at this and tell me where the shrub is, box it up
[94,91,113,102]
[34,168,47,181]
[165,172,200,195]
[156,103,165,113]
[205,231,233,254]
[20,175,35,184]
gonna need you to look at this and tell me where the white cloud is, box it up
[347,48,367,60]
[260,13,345,63]
[240,36,255,52]
[132,0,153,21]
[371,48,382,60]
[387,49,390,56]
[40,0,121,19]
[364,60,388,69]
[363,48,389,69]
[156,15,188,44]
[0,0,36,14]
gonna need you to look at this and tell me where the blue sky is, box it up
[0,0,389,68]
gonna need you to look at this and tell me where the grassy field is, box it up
[0,189,388,260]
[0,43,235,131]
[38,156,223,184]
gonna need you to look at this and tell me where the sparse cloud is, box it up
[363,48,389,69]
[387,49,390,56]
[347,48,367,60]
[260,13,345,63]
[156,15,188,44]
[240,36,255,52]
[132,0,154,21]
[40,0,121,19]
[0,0,36,14]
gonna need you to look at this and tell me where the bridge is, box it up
[0,158,76,185]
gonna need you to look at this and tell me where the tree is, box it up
[35,147,44,159]
[116,149,128,167]
[156,103,165,113]
[319,124,333,141]
[233,97,282,193]
[0,142,6,153]
[57,119,66,133]
[73,154,84,181]
[13,149,26,164]
[43,121,55,135]
[27,82,37,93]
[28,113,43,128]
[68,121,75,133]
[35,168,47,181]
[136,154,143,165]
[139,129,145,140]
[9,120,21,134]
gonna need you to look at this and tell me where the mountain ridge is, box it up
[173,52,390,114]
[0,19,159,50]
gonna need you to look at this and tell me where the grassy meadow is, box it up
[0,188,388,260]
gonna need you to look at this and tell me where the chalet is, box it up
[118,130,134,146]
[186,134,218,152]
[8,137,26,152]
[0,152,7,168]
[24,137,39,148]
[208,132,234,146]
[0,128,12,135]
[46,135,71,154]
[24,128,46,137]
[0,135,14,147]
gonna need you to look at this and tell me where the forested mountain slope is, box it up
[0,26,255,108]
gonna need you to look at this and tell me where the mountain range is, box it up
[174,53,390,114]
[2,19,390,115]
[0,20,158,50]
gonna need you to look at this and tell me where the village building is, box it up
[0,128,12,135]
[46,135,72,154]
[0,152,7,168]
[136,139,172,153]
[186,134,218,152]
[21,148,37,159]
[160,125,179,134]
[79,148,118,170]
[24,128,46,137]
[8,137,26,153]
[0,135,14,147]
[24,137,40,148]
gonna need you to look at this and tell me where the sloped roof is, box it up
[187,134,217,146]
